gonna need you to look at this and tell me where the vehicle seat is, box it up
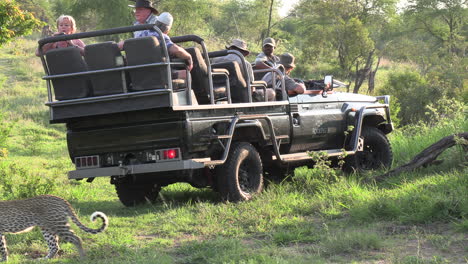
[84,41,126,96]
[211,61,249,103]
[185,47,210,103]
[45,46,91,100]
[252,64,267,80]
[124,36,168,91]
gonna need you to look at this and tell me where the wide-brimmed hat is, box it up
[262,37,276,48]
[280,53,295,68]
[128,0,159,15]
[226,39,250,55]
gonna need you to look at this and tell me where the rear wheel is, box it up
[216,142,263,202]
[344,126,393,173]
[114,176,161,207]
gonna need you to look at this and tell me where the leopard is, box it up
[0,195,108,262]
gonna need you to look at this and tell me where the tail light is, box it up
[155,148,181,162]
[75,155,100,169]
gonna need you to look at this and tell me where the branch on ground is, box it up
[375,132,468,181]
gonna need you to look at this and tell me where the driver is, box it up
[262,53,305,96]
[254,38,280,69]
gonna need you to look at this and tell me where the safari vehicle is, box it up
[38,25,393,206]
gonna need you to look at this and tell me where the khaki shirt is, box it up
[262,72,298,93]
[255,52,280,68]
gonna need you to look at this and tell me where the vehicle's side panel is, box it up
[184,105,290,155]
[288,93,346,152]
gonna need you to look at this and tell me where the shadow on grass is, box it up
[70,185,221,217]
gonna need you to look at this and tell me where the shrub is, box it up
[381,70,466,127]
[0,161,56,200]
[292,152,342,193]
[380,71,440,126]
[424,96,465,126]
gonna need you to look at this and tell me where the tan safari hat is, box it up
[262,37,276,48]
[279,53,296,68]
[226,39,250,55]
[128,0,159,15]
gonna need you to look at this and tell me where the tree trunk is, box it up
[375,132,468,182]
[266,0,274,37]
[353,49,374,93]
[368,56,381,94]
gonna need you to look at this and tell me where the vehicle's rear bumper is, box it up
[68,159,206,179]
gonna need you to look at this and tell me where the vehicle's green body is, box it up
[38,25,393,204]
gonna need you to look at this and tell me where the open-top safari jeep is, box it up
[38,24,393,206]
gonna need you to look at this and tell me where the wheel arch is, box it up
[232,121,268,145]
[362,114,392,134]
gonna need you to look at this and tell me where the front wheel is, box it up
[343,126,393,173]
[114,176,161,207]
[216,142,264,202]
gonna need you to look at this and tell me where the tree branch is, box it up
[375,132,468,181]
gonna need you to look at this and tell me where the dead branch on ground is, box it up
[375,132,467,182]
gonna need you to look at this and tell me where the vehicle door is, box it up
[288,92,346,153]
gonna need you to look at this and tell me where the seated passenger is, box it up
[212,39,254,82]
[212,39,275,101]
[262,53,305,96]
[36,15,86,56]
[118,1,193,71]
[254,37,280,70]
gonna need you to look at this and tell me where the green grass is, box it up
[0,38,467,264]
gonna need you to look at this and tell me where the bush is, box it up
[380,70,466,127]
[292,152,342,193]
[0,161,56,200]
[380,71,439,126]
[424,96,465,126]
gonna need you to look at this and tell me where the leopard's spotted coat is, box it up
[0,195,108,261]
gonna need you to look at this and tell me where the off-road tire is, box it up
[216,142,263,202]
[343,126,393,173]
[115,179,161,207]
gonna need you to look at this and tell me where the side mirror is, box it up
[324,75,333,90]
[323,75,333,97]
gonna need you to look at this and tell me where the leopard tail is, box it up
[68,207,109,234]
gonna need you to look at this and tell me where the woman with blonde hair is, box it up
[36,15,86,56]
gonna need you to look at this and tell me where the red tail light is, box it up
[164,149,177,159]
[156,148,181,162]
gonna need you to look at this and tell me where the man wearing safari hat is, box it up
[128,0,158,38]
[213,39,276,101]
[212,39,254,82]
[254,37,280,70]
[262,52,305,96]
[120,0,193,71]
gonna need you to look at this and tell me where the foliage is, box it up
[380,70,435,125]
[292,151,342,193]
[51,0,133,41]
[380,69,466,126]
[294,0,398,93]
[0,112,13,148]
[15,0,54,23]
[0,161,56,200]
[0,0,43,46]
[424,96,465,126]
[406,0,467,57]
